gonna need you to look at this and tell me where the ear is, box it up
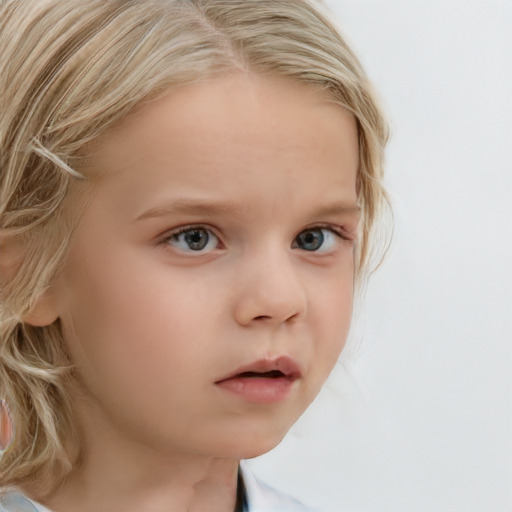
[0,229,59,327]
[0,229,21,286]
[23,292,59,327]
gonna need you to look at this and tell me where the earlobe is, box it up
[0,229,59,327]
[23,293,59,327]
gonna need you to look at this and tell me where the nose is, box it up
[233,249,307,327]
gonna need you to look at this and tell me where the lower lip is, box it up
[215,376,297,403]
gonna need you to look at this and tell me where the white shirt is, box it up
[240,461,319,511]
[0,463,319,512]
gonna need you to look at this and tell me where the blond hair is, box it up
[0,0,390,494]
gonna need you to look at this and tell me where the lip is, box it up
[215,356,302,404]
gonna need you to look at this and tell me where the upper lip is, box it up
[215,356,302,383]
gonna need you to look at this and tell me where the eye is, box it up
[164,226,220,254]
[293,228,340,253]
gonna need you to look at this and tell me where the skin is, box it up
[27,73,360,512]
[0,400,14,452]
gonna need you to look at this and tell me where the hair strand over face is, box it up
[0,0,390,495]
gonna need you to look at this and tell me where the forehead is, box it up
[85,73,357,172]
[79,73,359,219]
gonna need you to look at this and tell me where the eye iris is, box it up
[298,230,324,251]
[184,229,209,250]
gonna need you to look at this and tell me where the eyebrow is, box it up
[135,199,246,221]
[135,198,361,222]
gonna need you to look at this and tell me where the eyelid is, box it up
[156,222,356,252]
[299,223,356,242]
[161,223,218,238]
[158,224,224,252]
[290,224,357,256]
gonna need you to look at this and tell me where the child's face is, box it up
[50,73,359,459]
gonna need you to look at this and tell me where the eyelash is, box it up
[160,225,223,253]
[304,224,354,242]
[159,223,355,254]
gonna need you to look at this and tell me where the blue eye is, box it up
[166,227,220,253]
[294,228,339,253]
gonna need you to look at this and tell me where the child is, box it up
[0,0,389,510]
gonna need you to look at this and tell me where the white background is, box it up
[246,1,512,511]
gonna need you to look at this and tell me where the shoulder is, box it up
[0,490,53,512]
[240,461,321,512]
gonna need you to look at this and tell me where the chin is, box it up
[239,435,284,459]
[208,420,293,460]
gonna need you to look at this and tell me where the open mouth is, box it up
[216,355,302,384]
[215,357,301,403]
[237,370,286,379]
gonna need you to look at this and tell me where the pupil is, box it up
[184,229,208,250]
[298,230,323,251]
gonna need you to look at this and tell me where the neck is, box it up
[31,456,240,512]
[23,396,241,512]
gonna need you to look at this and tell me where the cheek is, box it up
[57,247,224,398]
[310,264,354,366]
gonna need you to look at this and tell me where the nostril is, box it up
[234,284,306,326]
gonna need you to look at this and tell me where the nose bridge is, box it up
[233,241,307,326]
